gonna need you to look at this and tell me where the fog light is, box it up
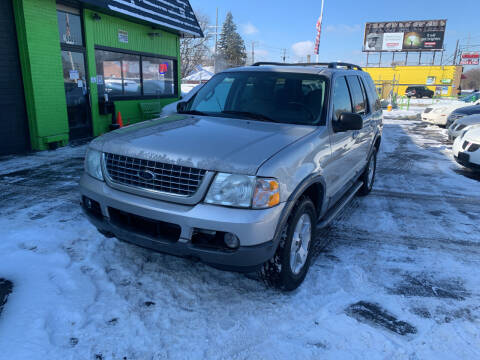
[224,233,239,249]
[85,198,92,208]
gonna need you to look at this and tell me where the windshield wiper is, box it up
[179,110,208,116]
[221,110,278,123]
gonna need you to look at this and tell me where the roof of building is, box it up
[79,0,203,37]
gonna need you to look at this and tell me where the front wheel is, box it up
[358,148,377,196]
[261,197,317,291]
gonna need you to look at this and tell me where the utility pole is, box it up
[282,48,287,62]
[252,41,255,64]
[453,39,459,65]
[215,8,218,55]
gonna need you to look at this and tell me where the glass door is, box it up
[61,50,90,139]
[57,6,91,140]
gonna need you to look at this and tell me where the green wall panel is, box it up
[83,9,180,136]
[13,0,69,150]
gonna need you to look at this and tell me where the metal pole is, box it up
[379,52,382,67]
[432,51,436,65]
[392,52,395,66]
[418,51,422,65]
[405,51,408,65]
[366,52,370,66]
[214,8,218,72]
[251,41,255,65]
[440,49,444,65]
[453,40,459,65]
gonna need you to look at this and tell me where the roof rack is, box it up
[251,62,363,71]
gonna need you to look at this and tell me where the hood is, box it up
[464,127,480,143]
[456,114,480,126]
[90,114,316,175]
[452,104,480,116]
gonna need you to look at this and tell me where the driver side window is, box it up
[332,76,353,121]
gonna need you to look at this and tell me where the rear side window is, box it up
[346,76,367,115]
[332,76,353,121]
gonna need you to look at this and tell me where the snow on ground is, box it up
[1,112,480,359]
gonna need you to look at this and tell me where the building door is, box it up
[57,5,92,140]
[61,50,90,139]
[0,0,30,155]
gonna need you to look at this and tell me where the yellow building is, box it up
[364,65,463,97]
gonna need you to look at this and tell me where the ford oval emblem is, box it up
[138,169,156,181]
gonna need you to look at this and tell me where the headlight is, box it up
[204,173,280,208]
[84,148,104,181]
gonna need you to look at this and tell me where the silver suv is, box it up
[80,62,383,290]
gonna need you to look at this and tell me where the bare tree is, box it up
[461,68,480,90]
[180,12,211,78]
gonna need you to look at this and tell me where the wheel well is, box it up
[302,183,324,215]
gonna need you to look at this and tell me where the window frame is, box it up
[94,45,179,100]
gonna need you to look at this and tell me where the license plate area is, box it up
[458,152,470,163]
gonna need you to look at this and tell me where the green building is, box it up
[0,0,202,155]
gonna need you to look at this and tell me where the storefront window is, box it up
[57,11,83,46]
[142,57,175,96]
[95,49,177,99]
[95,50,141,96]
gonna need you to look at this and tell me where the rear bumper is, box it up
[79,174,285,271]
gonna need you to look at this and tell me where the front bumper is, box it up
[79,174,285,271]
[454,152,480,170]
[422,113,447,125]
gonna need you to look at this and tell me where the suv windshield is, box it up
[184,71,327,125]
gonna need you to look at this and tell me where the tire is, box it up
[358,147,377,196]
[261,197,317,291]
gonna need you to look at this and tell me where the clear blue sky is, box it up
[189,0,480,67]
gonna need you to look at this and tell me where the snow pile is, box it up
[383,109,420,120]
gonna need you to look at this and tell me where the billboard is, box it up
[460,52,480,65]
[364,20,446,52]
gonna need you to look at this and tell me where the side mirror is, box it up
[177,101,187,113]
[334,112,363,132]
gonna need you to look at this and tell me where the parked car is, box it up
[80,62,383,291]
[446,103,480,128]
[422,99,480,127]
[161,83,203,116]
[448,114,480,141]
[453,127,480,171]
[459,91,480,103]
[405,86,434,98]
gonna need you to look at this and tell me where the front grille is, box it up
[104,153,207,196]
[468,143,480,152]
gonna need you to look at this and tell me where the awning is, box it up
[79,0,203,38]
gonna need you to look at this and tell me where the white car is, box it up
[422,99,480,126]
[161,83,203,116]
[448,114,480,141]
[453,127,480,171]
